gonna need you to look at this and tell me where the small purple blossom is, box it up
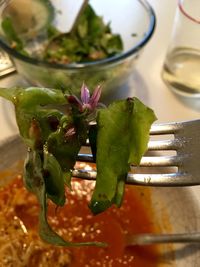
[81,83,102,111]
[81,83,90,105]
[67,83,102,113]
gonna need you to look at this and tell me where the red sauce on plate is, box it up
[0,174,162,266]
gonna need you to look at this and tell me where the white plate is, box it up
[0,135,200,266]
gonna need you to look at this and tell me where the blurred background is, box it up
[0,0,200,139]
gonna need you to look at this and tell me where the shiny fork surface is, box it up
[75,120,200,247]
[126,232,200,246]
[0,50,16,77]
[73,119,200,187]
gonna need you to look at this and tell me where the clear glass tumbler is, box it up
[162,0,200,97]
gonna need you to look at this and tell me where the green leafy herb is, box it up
[1,2,123,63]
[90,98,157,214]
[0,85,156,247]
[1,17,28,55]
[24,149,102,247]
[44,4,123,63]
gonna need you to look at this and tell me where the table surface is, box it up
[0,0,200,141]
[0,2,200,262]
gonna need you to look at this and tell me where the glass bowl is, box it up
[0,0,156,99]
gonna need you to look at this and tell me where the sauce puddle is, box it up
[0,173,165,266]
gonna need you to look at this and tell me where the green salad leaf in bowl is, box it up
[0,0,156,98]
[2,2,123,63]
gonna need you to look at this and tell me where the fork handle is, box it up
[126,232,200,246]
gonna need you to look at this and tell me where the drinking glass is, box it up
[162,0,200,97]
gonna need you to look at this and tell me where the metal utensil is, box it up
[126,232,200,246]
[1,120,200,246]
[74,119,200,187]
[0,50,16,77]
[74,119,200,246]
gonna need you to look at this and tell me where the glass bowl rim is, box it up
[0,0,156,70]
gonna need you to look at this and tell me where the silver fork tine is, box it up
[126,232,200,246]
[77,153,93,162]
[139,156,180,167]
[148,139,180,150]
[0,50,16,77]
[72,168,97,180]
[126,173,190,186]
[77,153,181,166]
[150,121,181,134]
[75,119,200,246]
[72,170,192,186]
[78,145,181,164]
[75,119,200,186]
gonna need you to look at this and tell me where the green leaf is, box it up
[88,124,98,161]
[0,85,156,247]
[33,109,63,143]
[1,17,23,48]
[77,18,88,38]
[47,25,60,39]
[44,3,123,63]
[43,147,65,206]
[0,87,67,148]
[24,149,105,247]
[15,87,67,109]
[128,98,157,165]
[89,98,157,214]
[113,178,125,207]
[1,17,29,55]
[0,87,19,102]
[46,125,81,172]
[101,34,123,55]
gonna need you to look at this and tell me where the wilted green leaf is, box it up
[43,148,65,206]
[89,98,157,214]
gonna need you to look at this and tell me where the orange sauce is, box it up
[0,175,162,266]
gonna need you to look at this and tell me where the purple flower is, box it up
[67,83,102,113]
[81,83,102,111]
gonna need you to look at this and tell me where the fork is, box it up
[73,119,200,187]
[0,50,16,77]
[72,119,200,245]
